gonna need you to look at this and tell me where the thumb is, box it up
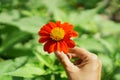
[55,51,73,68]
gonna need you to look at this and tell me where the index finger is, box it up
[69,47,93,60]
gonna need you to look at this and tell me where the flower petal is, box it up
[48,42,56,53]
[40,24,52,33]
[64,31,78,40]
[56,42,61,51]
[49,22,57,28]
[44,39,56,53]
[56,21,61,27]
[65,40,75,48]
[44,40,52,51]
[38,30,50,36]
[61,22,73,33]
[61,41,68,54]
[39,36,50,43]
[70,31,78,37]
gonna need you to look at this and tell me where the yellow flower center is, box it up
[50,27,65,41]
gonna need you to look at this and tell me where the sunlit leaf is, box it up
[14,16,48,33]
[75,37,104,52]
[6,64,45,78]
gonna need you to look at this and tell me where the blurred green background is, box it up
[0,0,120,80]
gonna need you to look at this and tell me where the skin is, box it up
[55,47,102,80]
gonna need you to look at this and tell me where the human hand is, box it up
[55,47,102,80]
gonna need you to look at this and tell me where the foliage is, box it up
[0,0,120,80]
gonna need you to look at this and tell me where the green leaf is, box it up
[0,56,35,78]
[0,10,20,24]
[6,64,45,78]
[2,48,33,58]
[98,53,113,76]
[69,9,98,32]
[0,75,12,80]
[53,9,68,22]
[95,15,120,35]
[75,37,104,52]
[96,38,114,54]
[41,0,62,13]
[0,60,15,74]
[0,56,28,75]
[114,73,120,80]
[14,16,48,33]
[0,30,31,53]
[33,48,55,70]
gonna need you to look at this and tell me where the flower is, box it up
[38,21,78,53]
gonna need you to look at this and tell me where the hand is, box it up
[55,47,102,80]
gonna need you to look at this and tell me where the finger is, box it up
[67,53,77,59]
[73,59,82,65]
[66,53,72,59]
[69,47,92,60]
[55,51,73,68]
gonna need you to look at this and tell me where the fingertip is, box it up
[55,51,61,55]
[54,51,73,67]
[69,47,92,60]
[69,46,79,53]
[54,51,64,59]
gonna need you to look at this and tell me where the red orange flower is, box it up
[38,21,78,54]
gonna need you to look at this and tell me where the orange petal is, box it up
[56,42,61,51]
[49,22,57,28]
[61,23,73,33]
[56,21,61,27]
[48,42,56,53]
[44,40,56,53]
[61,41,68,54]
[66,40,75,48]
[44,40,52,52]
[38,30,50,36]
[63,34,71,40]
[64,31,78,40]
[70,31,78,37]
[41,24,52,33]
[39,36,50,43]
